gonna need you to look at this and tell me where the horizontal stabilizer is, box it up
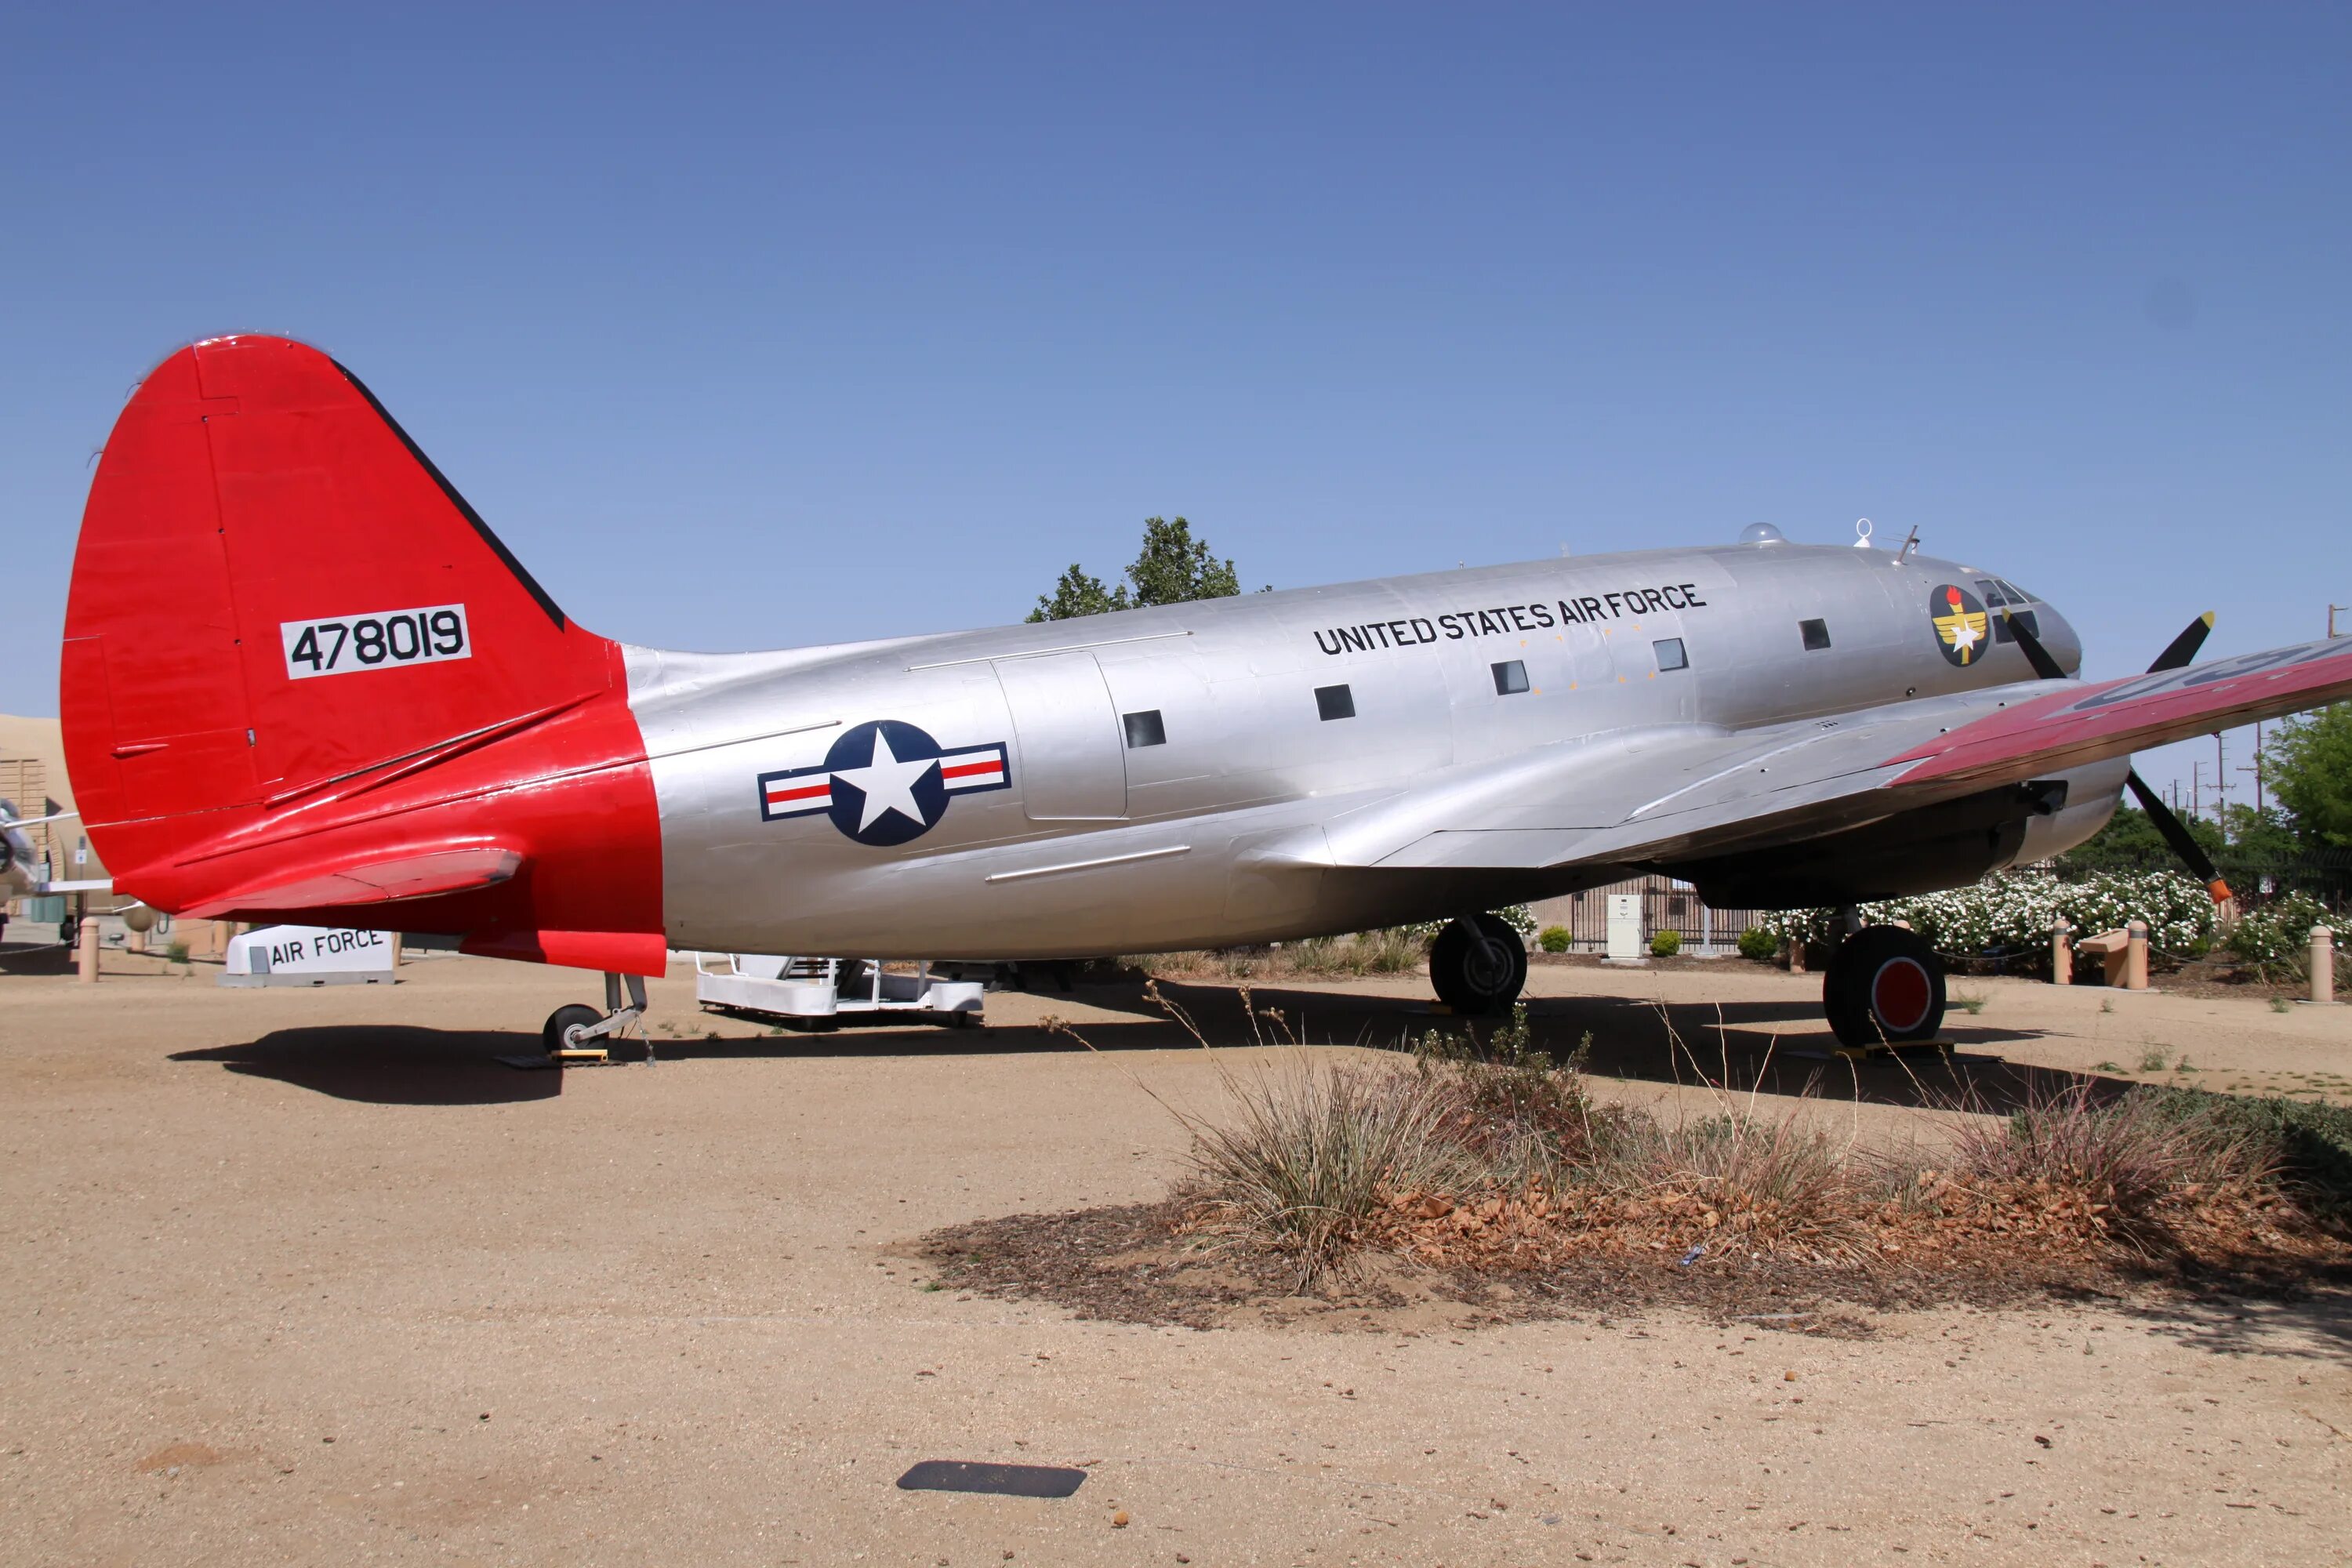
[182,846,521,918]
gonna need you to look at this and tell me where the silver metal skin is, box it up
[628,539,2097,960]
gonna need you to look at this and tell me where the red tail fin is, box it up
[63,335,662,968]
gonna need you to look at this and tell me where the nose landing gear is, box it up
[543,971,651,1062]
[1429,913,1529,1016]
[1821,924,1947,1049]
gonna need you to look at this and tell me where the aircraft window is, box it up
[1653,637,1687,672]
[1997,578,2035,604]
[1991,606,2039,644]
[1122,710,1167,749]
[1799,619,1832,652]
[1490,659,1530,695]
[1976,578,2011,608]
[1315,684,1356,721]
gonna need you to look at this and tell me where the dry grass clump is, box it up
[1127,998,2339,1292]
[1941,1081,2280,1254]
[1185,1061,1472,1285]
[1127,929,1425,983]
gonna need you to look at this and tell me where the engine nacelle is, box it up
[1671,773,2095,912]
[2000,757,2131,869]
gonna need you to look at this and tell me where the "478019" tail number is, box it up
[281,605,470,680]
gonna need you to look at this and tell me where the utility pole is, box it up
[2215,732,2228,822]
[2239,720,2265,815]
[2191,761,2203,818]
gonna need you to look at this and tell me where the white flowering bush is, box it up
[2223,893,2338,982]
[1755,870,2220,966]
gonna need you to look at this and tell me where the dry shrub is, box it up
[1185,1058,1468,1287]
[1595,1112,1882,1261]
[1943,1081,2279,1254]
[1063,986,2339,1297]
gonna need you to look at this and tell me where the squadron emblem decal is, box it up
[1929,583,1990,666]
[757,720,1011,847]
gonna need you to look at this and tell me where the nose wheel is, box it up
[1429,913,1528,1017]
[1822,925,1946,1048]
[543,971,652,1062]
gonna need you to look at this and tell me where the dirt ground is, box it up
[3,949,2349,1566]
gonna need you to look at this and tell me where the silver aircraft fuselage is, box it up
[626,539,2089,959]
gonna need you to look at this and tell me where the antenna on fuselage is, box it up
[1897,524,1920,561]
[1852,517,1875,548]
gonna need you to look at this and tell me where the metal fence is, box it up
[1528,877,1767,956]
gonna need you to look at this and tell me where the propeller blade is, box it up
[2146,612,2216,674]
[2125,769,2232,905]
[2003,608,2067,681]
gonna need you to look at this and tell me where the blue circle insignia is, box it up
[821,720,952,846]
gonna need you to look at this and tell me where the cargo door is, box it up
[992,652,1129,820]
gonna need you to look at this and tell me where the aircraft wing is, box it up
[1281,633,2352,877]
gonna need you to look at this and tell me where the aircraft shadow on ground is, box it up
[170,977,2109,1117]
[171,1026,563,1106]
[660,975,2104,1116]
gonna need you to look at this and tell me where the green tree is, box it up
[2218,802,2299,862]
[1028,516,1248,622]
[2063,804,2223,874]
[2269,702,2352,850]
[1027,564,1131,622]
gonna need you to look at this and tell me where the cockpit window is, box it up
[1978,579,2040,643]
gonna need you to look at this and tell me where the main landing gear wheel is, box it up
[1822,925,1946,1049]
[1429,913,1528,1017]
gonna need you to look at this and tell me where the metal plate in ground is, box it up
[895,1460,1087,1497]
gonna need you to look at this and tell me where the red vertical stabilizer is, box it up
[61,335,664,972]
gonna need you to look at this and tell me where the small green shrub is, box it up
[1736,926,1778,963]
[1648,928,1682,957]
[1537,926,1571,954]
[164,939,189,964]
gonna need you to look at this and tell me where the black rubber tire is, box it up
[1429,914,1529,1017]
[1822,925,1946,1048]
[543,1003,603,1054]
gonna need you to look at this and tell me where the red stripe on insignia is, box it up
[940,759,1000,781]
[767,782,830,804]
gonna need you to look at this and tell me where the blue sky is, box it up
[2,4,2344,812]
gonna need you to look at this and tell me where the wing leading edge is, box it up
[1269,634,2352,880]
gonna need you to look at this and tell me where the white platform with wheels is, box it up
[693,953,984,1028]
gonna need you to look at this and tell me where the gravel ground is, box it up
[2,950,2348,1565]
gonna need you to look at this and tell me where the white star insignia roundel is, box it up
[756,720,1013,845]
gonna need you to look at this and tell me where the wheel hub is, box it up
[1869,956,1933,1033]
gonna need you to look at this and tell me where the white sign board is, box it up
[223,925,396,986]
[1604,893,1645,962]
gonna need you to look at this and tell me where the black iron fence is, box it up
[1529,877,1767,955]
